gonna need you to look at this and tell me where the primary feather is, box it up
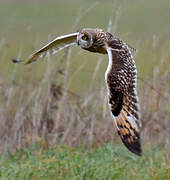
[106,45,142,156]
[25,32,79,64]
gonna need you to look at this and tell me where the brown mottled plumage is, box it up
[23,28,142,156]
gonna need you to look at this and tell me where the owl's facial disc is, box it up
[77,33,93,48]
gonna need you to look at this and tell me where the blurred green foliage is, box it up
[0,143,169,179]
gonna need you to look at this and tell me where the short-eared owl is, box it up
[21,28,142,156]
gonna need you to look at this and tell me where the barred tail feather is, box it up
[115,109,142,156]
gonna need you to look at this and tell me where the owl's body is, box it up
[22,28,142,156]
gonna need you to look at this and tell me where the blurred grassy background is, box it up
[0,0,170,92]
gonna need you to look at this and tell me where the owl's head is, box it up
[77,29,94,48]
[77,28,107,54]
[77,28,98,48]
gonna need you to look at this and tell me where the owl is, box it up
[17,28,142,156]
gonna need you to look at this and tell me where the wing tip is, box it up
[11,58,25,64]
[117,128,142,156]
[121,135,142,156]
[125,141,142,156]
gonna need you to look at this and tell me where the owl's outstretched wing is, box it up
[105,46,142,156]
[25,32,79,64]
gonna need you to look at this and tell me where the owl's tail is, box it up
[114,109,142,156]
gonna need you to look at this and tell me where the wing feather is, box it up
[25,32,79,64]
[106,47,142,156]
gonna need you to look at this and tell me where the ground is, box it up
[0,143,169,180]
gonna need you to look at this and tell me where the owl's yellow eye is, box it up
[82,35,88,41]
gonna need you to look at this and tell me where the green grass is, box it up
[0,143,169,180]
